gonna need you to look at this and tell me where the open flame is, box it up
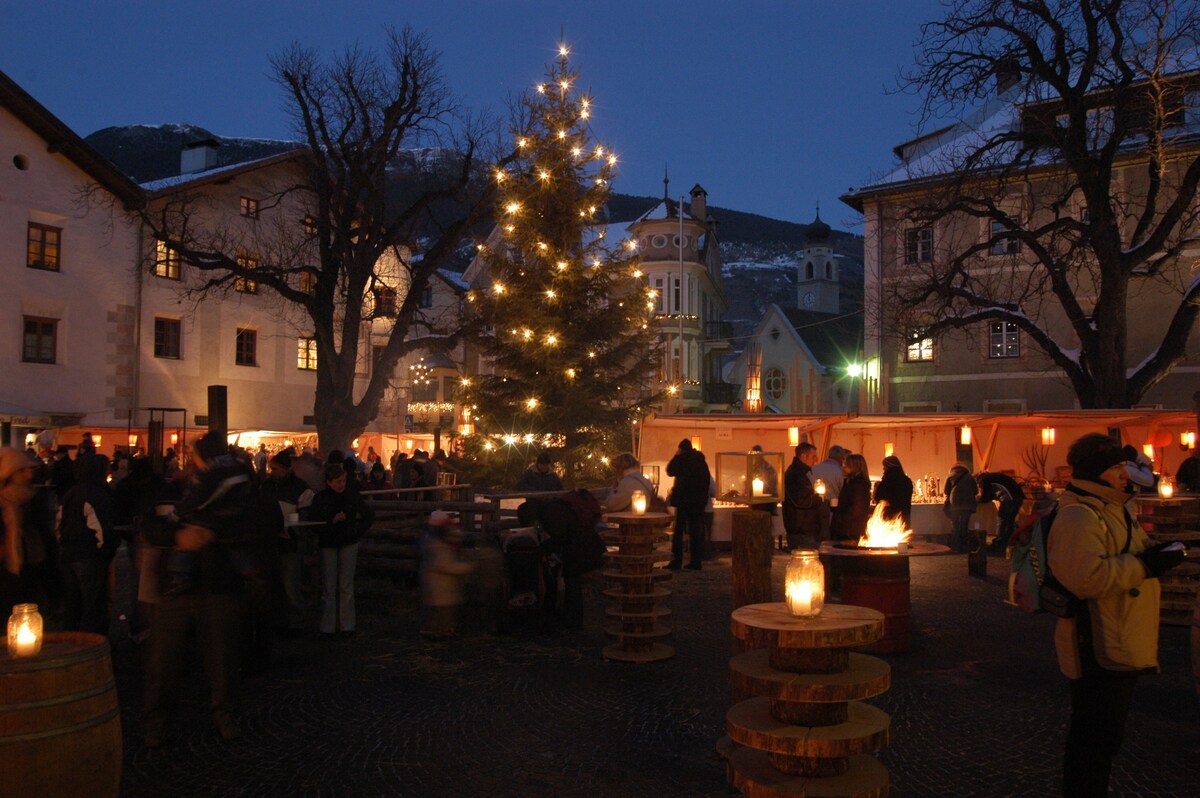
[858,502,913,549]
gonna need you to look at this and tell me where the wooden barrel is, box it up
[0,632,121,798]
[1192,591,1200,699]
[837,554,912,654]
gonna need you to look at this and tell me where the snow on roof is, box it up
[436,269,469,291]
[631,198,699,225]
[140,150,304,193]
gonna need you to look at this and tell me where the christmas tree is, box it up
[459,42,658,485]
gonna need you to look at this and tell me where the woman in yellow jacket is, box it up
[1047,434,1184,797]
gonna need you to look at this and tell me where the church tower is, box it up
[796,207,839,314]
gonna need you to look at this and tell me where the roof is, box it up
[141,148,308,194]
[779,306,863,373]
[631,197,700,225]
[0,69,143,209]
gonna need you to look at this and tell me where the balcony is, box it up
[705,321,733,339]
[703,381,738,405]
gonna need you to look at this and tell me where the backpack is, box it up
[1008,491,1126,617]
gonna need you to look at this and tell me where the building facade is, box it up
[843,74,1200,414]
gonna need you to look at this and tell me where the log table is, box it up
[726,603,891,798]
[1136,496,1200,625]
[601,512,675,662]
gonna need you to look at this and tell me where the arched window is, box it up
[805,262,814,279]
[825,263,832,279]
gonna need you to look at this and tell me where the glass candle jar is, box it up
[784,551,824,618]
[8,603,43,658]
[630,490,647,515]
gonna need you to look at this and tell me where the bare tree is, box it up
[140,27,510,449]
[888,0,1200,407]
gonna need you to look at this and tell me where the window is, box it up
[27,223,61,271]
[419,286,434,309]
[825,263,832,279]
[374,286,398,317]
[235,256,258,294]
[1086,106,1114,149]
[1184,91,1200,127]
[235,328,257,366]
[154,240,181,279]
[672,275,681,313]
[154,318,181,359]
[240,197,259,218]
[298,269,317,295]
[302,215,318,235]
[22,317,57,363]
[904,227,933,264]
[297,337,317,370]
[371,344,387,374]
[652,276,666,313]
[764,367,786,401]
[989,220,1020,256]
[805,262,814,279]
[989,321,1020,358]
[906,329,934,362]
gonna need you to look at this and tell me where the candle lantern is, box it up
[1159,477,1175,499]
[784,551,824,618]
[788,427,800,447]
[1182,431,1196,451]
[884,442,895,458]
[959,426,972,446]
[1041,427,1056,446]
[631,490,648,515]
[7,603,43,658]
[815,479,826,498]
[751,477,764,496]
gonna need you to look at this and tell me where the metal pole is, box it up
[678,196,685,413]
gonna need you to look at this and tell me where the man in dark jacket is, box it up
[666,438,712,570]
[308,463,374,636]
[978,471,1026,553]
[783,443,822,550]
[142,432,262,746]
[873,455,914,528]
[945,463,978,554]
[59,453,117,634]
[260,450,311,636]
[515,452,565,492]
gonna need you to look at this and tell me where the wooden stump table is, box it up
[726,603,891,797]
[1136,496,1200,625]
[601,512,675,662]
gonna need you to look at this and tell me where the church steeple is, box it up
[797,202,838,313]
[663,165,669,202]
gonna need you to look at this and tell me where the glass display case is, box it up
[641,465,660,490]
[715,450,784,504]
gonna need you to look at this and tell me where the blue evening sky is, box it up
[1,0,949,231]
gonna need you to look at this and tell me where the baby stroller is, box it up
[498,526,553,628]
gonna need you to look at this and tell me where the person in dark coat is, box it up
[1175,453,1200,493]
[979,471,1026,553]
[0,448,42,614]
[142,431,264,746]
[783,442,823,550]
[260,450,311,636]
[945,463,978,553]
[831,453,872,541]
[515,452,565,492]
[666,438,712,570]
[873,455,914,528]
[307,463,374,636]
[59,453,118,634]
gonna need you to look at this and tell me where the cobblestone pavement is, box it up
[112,551,1200,797]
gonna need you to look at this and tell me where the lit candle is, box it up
[7,603,43,658]
[815,479,826,497]
[788,580,812,615]
[15,622,36,656]
[752,477,764,496]
[784,551,824,618]
[1159,478,1175,499]
[631,490,647,515]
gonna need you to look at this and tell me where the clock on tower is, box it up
[802,291,816,308]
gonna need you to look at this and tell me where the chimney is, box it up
[689,184,707,220]
[995,58,1022,95]
[181,138,220,174]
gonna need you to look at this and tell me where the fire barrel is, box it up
[0,632,122,798]
[834,552,912,654]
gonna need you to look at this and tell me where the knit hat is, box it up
[882,455,902,471]
[269,450,293,468]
